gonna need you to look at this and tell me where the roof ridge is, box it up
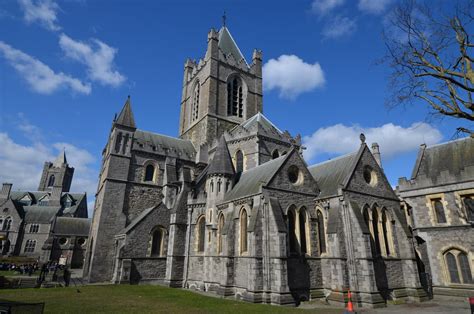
[425,136,470,149]
[309,151,358,169]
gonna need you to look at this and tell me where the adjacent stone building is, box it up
[0,151,91,268]
[398,137,474,298]
[84,24,428,308]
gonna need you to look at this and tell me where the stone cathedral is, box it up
[83,25,433,308]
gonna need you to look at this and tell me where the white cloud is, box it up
[303,122,443,161]
[322,15,357,39]
[0,41,91,95]
[311,0,345,16]
[59,33,126,87]
[0,127,98,216]
[358,0,393,15]
[263,54,325,99]
[18,0,60,31]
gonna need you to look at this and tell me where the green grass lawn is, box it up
[0,285,341,313]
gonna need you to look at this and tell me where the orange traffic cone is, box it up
[344,289,355,313]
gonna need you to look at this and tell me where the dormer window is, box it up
[38,196,49,206]
[227,77,243,118]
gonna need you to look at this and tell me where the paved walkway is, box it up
[299,298,471,313]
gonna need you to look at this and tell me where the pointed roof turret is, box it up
[115,95,136,128]
[208,136,235,176]
[53,149,68,167]
[218,26,248,66]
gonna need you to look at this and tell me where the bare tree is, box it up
[384,0,474,137]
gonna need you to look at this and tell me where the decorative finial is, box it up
[222,11,226,27]
[127,95,130,99]
[360,133,366,143]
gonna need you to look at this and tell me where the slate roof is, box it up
[53,217,91,236]
[411,137,474,181]
[308,152,358,198]
[24,206,59,223]
[133,129,196,161]
[224,154,288,201]
[115,96,136,128]
[239,112,283,134]
[208,136,235,176]
[118,202,164,235]
[218,26,248,66]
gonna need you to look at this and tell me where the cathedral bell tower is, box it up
[178,24,263,152]
[38,150,74,193]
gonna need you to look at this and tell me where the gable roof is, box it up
[224,154,289,202]
[410,137,474,181]
[208,136,235,176]
[133,129,196,161]
[24,206,60,223]
[118,202,164,235]
[115,96,136,128]
[239,112,283,134]
[308,151,359,198]
[53,217,91,236]
[218,26,248,66]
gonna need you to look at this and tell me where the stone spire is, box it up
[53,149,67,167]
[208,136,235,176]
[115,95,136,128]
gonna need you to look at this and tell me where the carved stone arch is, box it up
[143,160,159,183]
[149,225,167,257]
[439,245,473,285]
[239,206,248,255]
[315,206,327,255]
[225,73,248,118]
[196,215,206,253]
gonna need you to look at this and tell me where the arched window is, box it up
[463,196,474,221]
[235,150,244,173]
[3,217,12,231]
[444,249,473,284]
[227,77,243,117]
[217,180,221,193]
[217,213,225,254]
[47,175,55,187]
[226,181,230,192]
[382,210,391,256]
[299,208,309,254]
[192,82,200,121]
[371,208,381,255]
[24,240,36,253]
[210,181,214,193]
[459,252,473,284]
[288,207,298,254]
[150,227,164,256]
[196,216,206,252]
[144,164,155,182]
[114,132,122,153]
[432,199,447,223]
[317,210,326,254]
[272,150,280,159]
[240,208,248,254]
[122,133,129,154]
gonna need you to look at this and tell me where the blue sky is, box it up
[0,0,468,215]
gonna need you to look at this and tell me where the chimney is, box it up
[371,143,383,169]
[0,183,12,200]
